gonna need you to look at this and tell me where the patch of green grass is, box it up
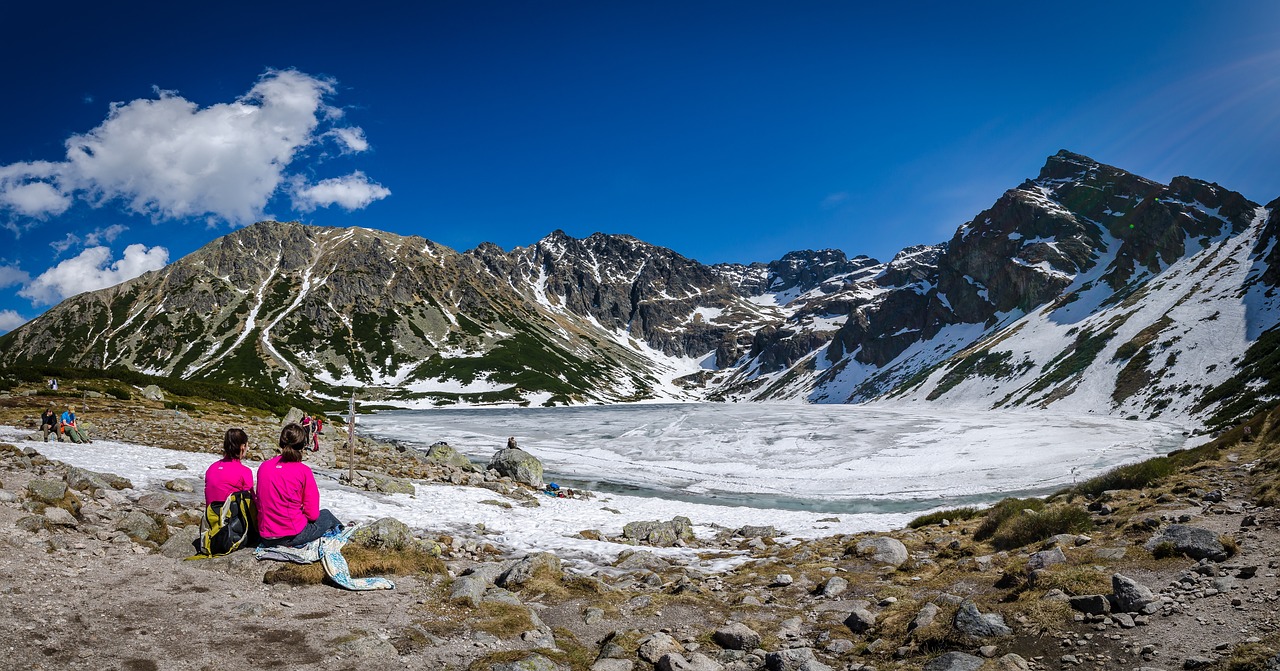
[908,507,982,529]
[973,497,1046,542]
[989,504,1092,550]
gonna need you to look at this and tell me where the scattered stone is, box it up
[952,601,1011,638]
[497,552,562,588]
[42,506,78,527]
[713,622,761,651]
[770,574,794,587]
[764,647,830,671]
[909,602,940,633]
[27,478,68,504]
[1112,573,1156,612]
[853,536,909,567]
[844,606,876,634]
[735,525,778,538]
[820,576,848,597]
[491,654,565,671]
[922,651,985,671]
[656,652,724,671]
[1068,594,1111,615]
[638,632,684,663]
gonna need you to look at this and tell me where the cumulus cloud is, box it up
[0,69,385,226]
[0,310,26,333]
[292,171,391,212]
[0,263,30,288]
[18,244,169,306]
[84,224,128,246]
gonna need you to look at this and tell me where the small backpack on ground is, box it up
[188,490,257,559]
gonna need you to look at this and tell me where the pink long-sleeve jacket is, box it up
[203,459,253,505]
[255,455,320,539]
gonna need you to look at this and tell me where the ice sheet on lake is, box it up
[360,403,1189,505]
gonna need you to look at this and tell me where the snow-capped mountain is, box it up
[2,151,1276,427]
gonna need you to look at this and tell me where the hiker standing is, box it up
[40,405,60,442]
[205,428,255,505]
[256,423,340,547]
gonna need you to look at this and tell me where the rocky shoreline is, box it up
[2,386,1279,671]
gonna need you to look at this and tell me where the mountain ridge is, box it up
[2,150,1276,426]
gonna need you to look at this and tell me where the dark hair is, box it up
[222,428,249,460]
[279,423,307,463]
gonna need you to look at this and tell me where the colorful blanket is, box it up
[254,525,395,591]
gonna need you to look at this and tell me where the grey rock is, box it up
[355,470,416,495]
[1112,573,1156,612]
[164,478,197,493]
[498,552,562,588]
[335,631,399,658]
[350,517,415,550]
[1112,613,1135,628]
[142,384,165,401]
[657,652,725,671]
[1144,524,1229,561]
[923,651,986,671]
[66,466,132,492]
[164,462,188,470]
[909,602,940,633]
[15,515,47,532]
[614,549,672,572]
[736,525,778,538]
[771,574,794,587]
[115,511,159,542]
[591,660,634,671]
[449,575,489,607]
[583,607,605,625]
[491,654,565,671]
[42,506,78,527]
[489,447,544,488]
[1068,594,1111,615]
[820,576,848,597]
[27,478,68,504]
[953,601,1011,638]
[1027,547,1067,571]
[638,632,684,663]
[623,517,695,547]
[135,492,179,513]
[1183,657,1215,669]
[995,653,1031,670]
[160,525,202,558]
[764,648,831,671]
[424,442,479,471]
[713,622,761,651]
[844,606,876,634]
[854,536,909,567]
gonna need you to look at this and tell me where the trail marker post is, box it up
[347,393,355,483]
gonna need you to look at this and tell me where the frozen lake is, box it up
[358,403,1190,514]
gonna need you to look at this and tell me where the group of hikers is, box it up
[39,404,91,443]
[198,422,341,554]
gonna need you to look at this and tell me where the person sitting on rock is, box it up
[40,405,60,442]
[59,406,91,443]
[205,428,254,506]
[257,422,340,547]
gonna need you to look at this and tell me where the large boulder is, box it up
[656,652,724,671]
[142,385,165,401]
[853,536,909,567]
[1112,573,1156,613]
[116,511,161,543]
[350,517,416,550]
[638,632,684,663]
[425,442,478,472]
[1144,524,1229,561]
[623,517,695,547]
[489,447,544,488]
[843,606,876,634]
[713,622,761,651]
[66,466,132,492]
[27,478,68,504]
[449,575,489,608]
[497,552,563,588]
[952,601,1011,638]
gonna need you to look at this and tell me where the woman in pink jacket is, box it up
[257,422,340,546]
[204,428,254,505]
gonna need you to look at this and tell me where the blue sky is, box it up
[2,1,1278,333]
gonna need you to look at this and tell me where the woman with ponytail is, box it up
[204,428,254,505]
[257,422,341,546]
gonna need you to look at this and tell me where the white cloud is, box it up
[0,310,27,333]
[84,224,128,246]
[292,171,391,212]
[18,244,168,306]
[0,69,385,226]
[51,233,79,254]
[0,263,30,288]
[330,127,370,153]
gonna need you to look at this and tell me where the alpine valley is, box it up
[3,150,1278,428]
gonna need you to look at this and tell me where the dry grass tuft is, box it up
[263,544,445,586]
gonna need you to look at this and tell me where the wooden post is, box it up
[347,393,355,483]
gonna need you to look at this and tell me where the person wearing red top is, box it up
[257,422,340,546]
[204,428,254,505]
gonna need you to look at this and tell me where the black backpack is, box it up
[188,490,257,558]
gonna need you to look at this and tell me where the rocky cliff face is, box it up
[2,151,1277,424]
